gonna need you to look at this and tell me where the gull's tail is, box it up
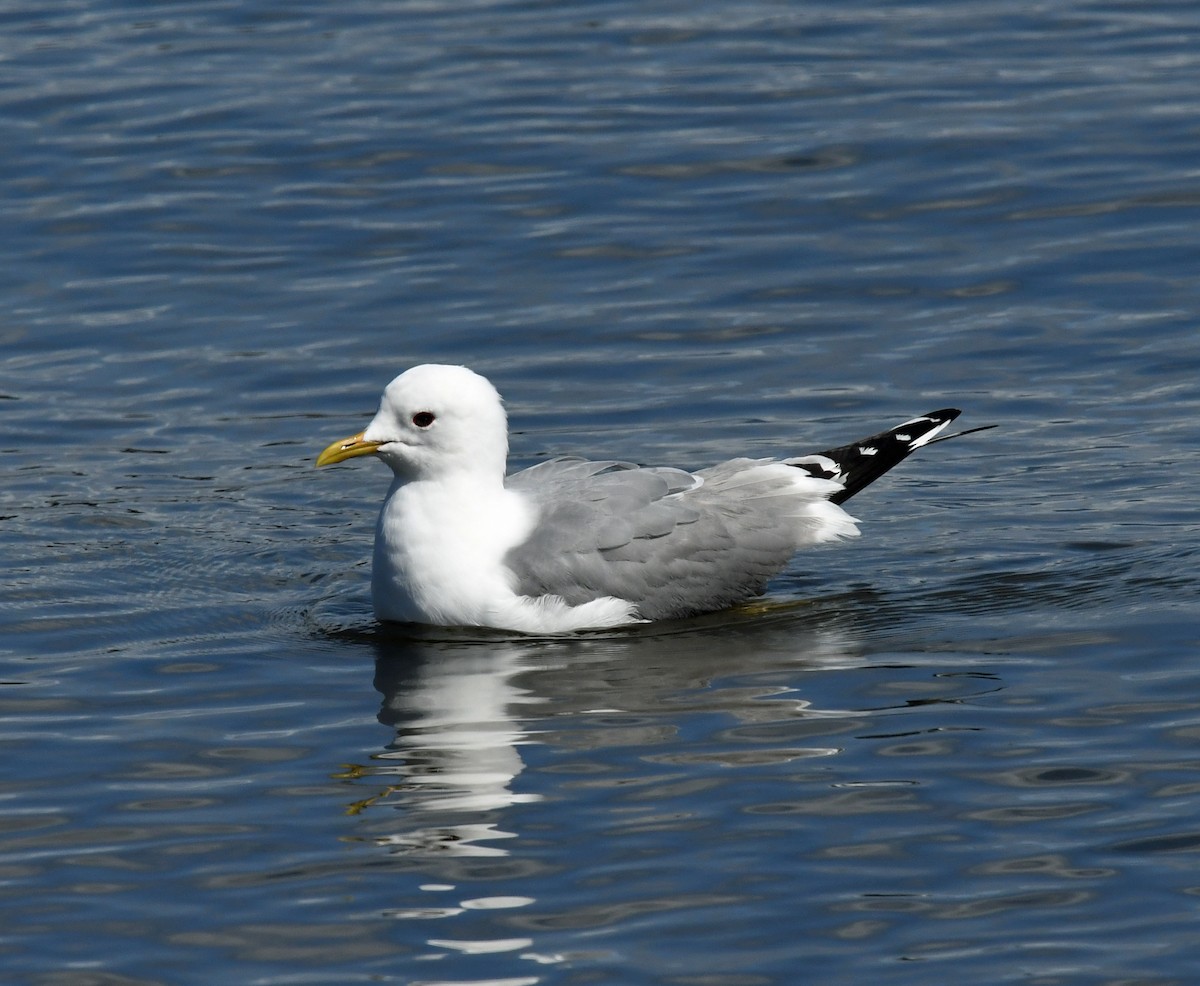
[787,409,992,505]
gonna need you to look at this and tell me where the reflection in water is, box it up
[347,611,872,976]
[359,606,867,861]
[365,639,541,857]
[346,605,1034,978]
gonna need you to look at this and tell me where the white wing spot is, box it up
[858,445,878,456]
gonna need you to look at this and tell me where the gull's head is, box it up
[316,364,509,480]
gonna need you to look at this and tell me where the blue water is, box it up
[4,1,1200,983]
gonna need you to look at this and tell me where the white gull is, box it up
[316,364,980,634]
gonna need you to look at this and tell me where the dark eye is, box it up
[411,411,436,428]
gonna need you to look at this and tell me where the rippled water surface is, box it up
[4,1,1200,983]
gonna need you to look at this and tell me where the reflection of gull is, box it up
[357,615,872,858]
[365,643,538,858]
[355,619,873,969]
[381,649,538,813]
[349,607,993,972]
[317,364,981,633]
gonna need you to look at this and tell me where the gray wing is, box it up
[503,456,828,620]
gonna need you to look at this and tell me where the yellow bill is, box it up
[315,431,383,467]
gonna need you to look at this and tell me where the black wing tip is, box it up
[811,407,981,504]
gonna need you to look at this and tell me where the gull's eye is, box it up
[411,411,436,428]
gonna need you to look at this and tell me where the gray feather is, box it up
[503,456,813,620]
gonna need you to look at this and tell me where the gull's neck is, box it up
[389,447,508,489]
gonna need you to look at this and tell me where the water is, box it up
[3,0,1200,983]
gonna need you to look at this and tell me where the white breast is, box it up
[372,477,535,626]
[371,477,642,632]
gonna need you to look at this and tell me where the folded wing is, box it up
[503,456,855,620]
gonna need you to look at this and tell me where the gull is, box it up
[316,364,984,634]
